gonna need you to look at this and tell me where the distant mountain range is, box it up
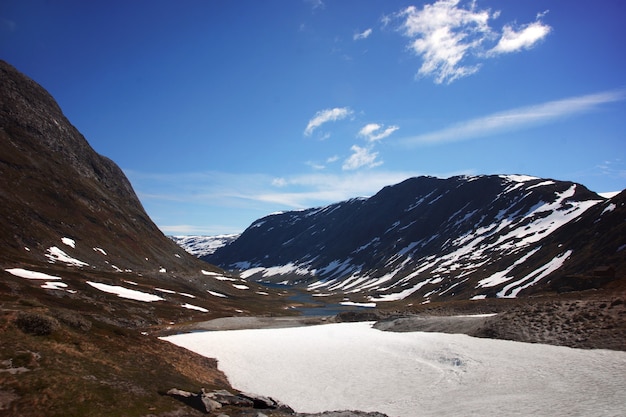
[201,175,625,303]
[169,234,240,258]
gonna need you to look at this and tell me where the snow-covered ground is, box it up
[163,322,626,417]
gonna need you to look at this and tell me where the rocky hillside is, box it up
[205,175,625,303]
[0,59,298,316]
[0,60,303,416]
[0,60,209,276]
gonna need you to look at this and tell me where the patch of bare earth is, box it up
[376,286,626,351]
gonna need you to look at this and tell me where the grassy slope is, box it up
[0,288,228,416]
[0,263,300,417]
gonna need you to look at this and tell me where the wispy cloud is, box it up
[256,170,419,207]
[304,107,353,136]
[488,20,551,55]
[306,161,326,170]
[160,224,239,236]
[354,28,373,41]
[391,1,551,84]
[342,145,383,170]
[358,123,400,142]
[305,0,325,10]
[401,89,626,146]
[129,168,486,233]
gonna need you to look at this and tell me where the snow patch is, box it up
[93,247,107,255]
[601,203,616,215]
[5,268,61,280]
[181,303,209,313]
[41,281,68,290]
[86,281,164,302]
[470,295,487,300]
[340,301,376,308]
[61,237,76,248]
[45,247,89,267]
[232,284,250,290]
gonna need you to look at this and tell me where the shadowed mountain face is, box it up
[205,175,625,302]
[0,60,304,417]
[0,60,295,321]
[0,60,209,275]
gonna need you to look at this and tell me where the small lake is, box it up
[260,281,375,317]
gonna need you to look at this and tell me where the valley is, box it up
[1,58,625,417]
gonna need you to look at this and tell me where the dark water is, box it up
[261,281,374,317]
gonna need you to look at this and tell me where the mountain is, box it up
[205,175,625,303]
[0,60,301,416]
[169,234,240,257]
[0,58,294,317]
[0,59,204,276]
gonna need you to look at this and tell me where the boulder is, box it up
[239,392,295,413]
[203,388,254,407]
[166,388,221,413]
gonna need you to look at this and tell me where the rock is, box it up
[165,388,220,413]
[166,388,386,416]
[297,412,388,417]
[167,388,295,414]
[335,311,382,323]
[239,392,295,413]
[203,388,254,407]
[200,396,222,413]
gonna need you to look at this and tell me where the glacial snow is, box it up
[163,322,626,417]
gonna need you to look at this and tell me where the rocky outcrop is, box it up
[165,388,387,416]
[166,388,294,414]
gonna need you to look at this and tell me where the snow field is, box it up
[163,322,626,417]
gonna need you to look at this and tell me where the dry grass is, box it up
[0,304,230,416]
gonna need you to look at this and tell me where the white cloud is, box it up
[342,145,383,170]
[247,170,419,208]
[306,161,326,170]
[306,0,325,10]
[354,28,373,41]
[489,20,551,55]
[358,123,399,142]
[304,107,353,136]
[401,89,626,146]
[272,177,288,187]
[359,123,381,138]
[396,1,492,84]
[392,1,552,84]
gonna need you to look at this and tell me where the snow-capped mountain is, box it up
[170,234,240,257]
[205,175,625,302]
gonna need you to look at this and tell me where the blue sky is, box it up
[3,0,625,235]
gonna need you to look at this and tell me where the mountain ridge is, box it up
[203,174,625,303]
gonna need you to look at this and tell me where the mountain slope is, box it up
[0,59,298,317]
[205,175,624,302]
[0,59,204,275]
[0,60,301,416]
